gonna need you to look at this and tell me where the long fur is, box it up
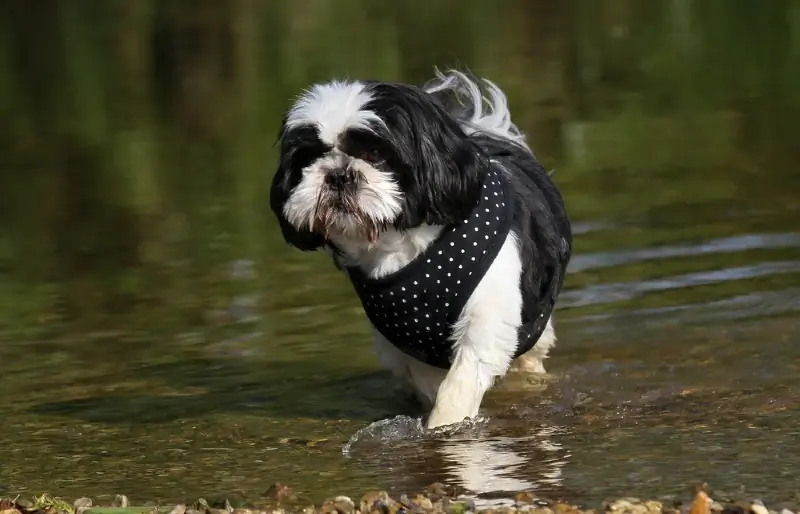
[270,69,572,428]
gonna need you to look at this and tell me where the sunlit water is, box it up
[2,0,800,509]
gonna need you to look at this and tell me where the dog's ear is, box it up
[365,83,487,228]
[412,121,486,227]
[269,126,326,252]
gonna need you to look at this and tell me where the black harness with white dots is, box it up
[344,166,517,369]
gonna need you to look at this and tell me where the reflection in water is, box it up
[1,0,800,506]
[437,428,569,508]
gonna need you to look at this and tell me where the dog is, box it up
[270,69,572,429]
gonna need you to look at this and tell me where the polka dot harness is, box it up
[344,167,515,369]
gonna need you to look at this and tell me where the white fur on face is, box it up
[285,81,385,145]
[282,80,403,243]
[282,152,404,241]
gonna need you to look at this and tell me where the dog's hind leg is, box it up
[510,316,556,374]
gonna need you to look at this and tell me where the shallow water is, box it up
[2,0,800,508]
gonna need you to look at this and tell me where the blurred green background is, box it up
[1,0,798,334]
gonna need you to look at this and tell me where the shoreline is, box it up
[2,486,796,514]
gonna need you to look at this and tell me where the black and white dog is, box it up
[270,70,572,428]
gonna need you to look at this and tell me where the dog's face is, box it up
[270,80,487,251]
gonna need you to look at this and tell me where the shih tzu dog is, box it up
[270,69,572,429]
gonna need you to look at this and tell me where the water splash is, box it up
[342,414,493,456]
[342,415,426,456]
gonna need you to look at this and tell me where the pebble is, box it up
[72,498,92,514]
[0,486,795,514]
[360,491,396,513]
[514,493,536,506]
[265,484,295,503]
[170,505,188,514]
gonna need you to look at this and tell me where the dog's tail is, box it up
[424,68,529,150]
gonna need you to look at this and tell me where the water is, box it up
[2,0,800,508]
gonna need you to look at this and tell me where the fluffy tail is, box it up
[424,68,529,149]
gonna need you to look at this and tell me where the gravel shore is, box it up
[1,485,796,514]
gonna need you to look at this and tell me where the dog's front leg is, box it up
[425,234,523,430]
[426,354,494,429]
[425,314,518,429]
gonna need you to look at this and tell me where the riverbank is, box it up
[1,485,795,514]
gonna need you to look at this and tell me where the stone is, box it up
[73,499,92,509]
[113,496,130,508]
[360,491,395,514]
[332,497,355,514]
[554,504,575,514]
[73,498,92,514]
[169,505,187,514]
[426,484,449,502]
[264,484,294,503]
[411,495,434,511]
[515,493,536,506]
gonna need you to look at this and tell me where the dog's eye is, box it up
[360,147,382,163]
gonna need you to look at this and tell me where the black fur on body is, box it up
[468,133,572,350]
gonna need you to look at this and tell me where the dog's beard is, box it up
[311,188,383,244]
[283,156,405,246]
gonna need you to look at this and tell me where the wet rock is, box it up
[750,503,769,514]
[533,508,555,514]
[320,497,354,514]
[426,484,449,503]
[410,494,434,511]
[73,498,92,514]
[112,495,130,508]
[710,503,723,513]
[606,500,648,514]
[13,500,31,511]
[554,503,580,514]
[264,484,295,503]
[644,502,663,513]
[515,493,536,506]
[779,510,796,514]
[209,508,230,514]
[359,491,396,514]
[0,508,22,514]
[169,505,187,514]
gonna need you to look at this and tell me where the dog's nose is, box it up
[324,168,355,190]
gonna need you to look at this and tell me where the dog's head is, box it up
[270,80,487,251]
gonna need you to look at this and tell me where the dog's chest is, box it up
[346,169,513,369]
